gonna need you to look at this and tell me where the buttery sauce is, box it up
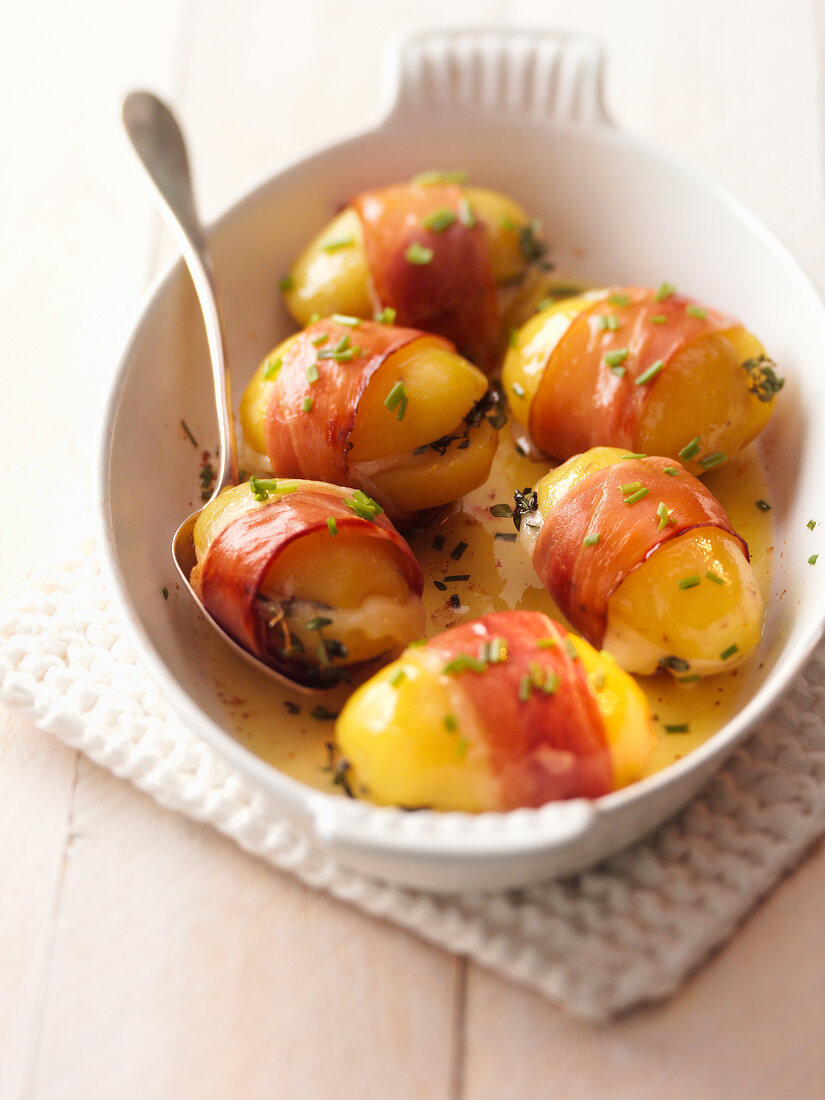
[207,432,774,800]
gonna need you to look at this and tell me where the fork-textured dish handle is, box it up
[381,28,610,127]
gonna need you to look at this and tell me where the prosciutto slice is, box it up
[199,485,423,663]
[533,458,747,647]
[424,611,612,806]
[352,183,500,372]
[263,318,442,485]
[529,287,738,457]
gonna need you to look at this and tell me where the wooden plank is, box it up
[30,760,459,1100]
[462,839,825,1099]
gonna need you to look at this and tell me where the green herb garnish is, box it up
[405,241,434,265]
[636,359,665,385]
[679,436,701,461]
[321,237,354,252]
[654,281,676,301]
[583,533,600,546]
[422,207,457,233]
[720,644,739,660]
[327,517,338,536]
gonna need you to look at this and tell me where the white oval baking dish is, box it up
[99,28,825,892]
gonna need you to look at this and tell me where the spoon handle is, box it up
[122,91,237,494]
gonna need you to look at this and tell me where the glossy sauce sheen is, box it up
[199,438,773,799]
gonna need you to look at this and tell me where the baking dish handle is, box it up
[380,27,610,128]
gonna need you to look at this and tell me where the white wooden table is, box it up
[4,2,825,1095]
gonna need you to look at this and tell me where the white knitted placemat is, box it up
[3,547,825,1020]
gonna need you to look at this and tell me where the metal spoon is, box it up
[122,90,323,693]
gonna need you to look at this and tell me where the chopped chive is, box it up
[432,534,446,551]
[598,314,621,332]
[488,637,506,664]
[311,334,329,347]
[679,436,701,461]
[706,571,724,585]
[450,593,461,609]
[489,503,513,518]
[301,396,314,413]
[499,213,518,231]
[343,490,383,521]
[396,395,408,421]
[665,723,689,734]
[421,207,457,233]
[605,348,628,367]
[528,661,546,688]
[621,453,647,460]
[808,519,817,531]
[388,667,406,688]
[699,452,727,470]
[306,363,320,385]
[608,292,630,307]
[445,574,469,583]
[405,241,434,265]
[663,466,680,477]
[755,499,772,512]
[518,674,532,702]
[655,281,676,302]
[384,380,407,412]
[434,580,447,591]
[542,669,559,695]
[636,359,665,386]
[678,674,702,683]
[509,327,519,349]
[678,574,701,589]
[621,482,643,495]
[624,487,651,504]
[583,533,600,546]
[495,532,517,542]
[278,275,294,292]
[443,653,487,675]
[308,312,321,324]
[444,713,458,732]
[264,355,283,380]
[458,198,475,227]
[305,616,333,631]
[374,306,397,324]
[565,637,580,660]
[657,502,674,531]
[610,365,627,378]
[512,382,525,398]
[311,705,338,721]
[720,644,739,660]
[411,169,468,186]
[457,738,469,758]
[593,669,606,691]
[650,314,668,324]
[327,517,338,536]
[450,541,468,560]
[321,237,354,252]
[181,420,198,447]
[810,555,819,565]
[686,303,707,319]
[536,637,557,649]
[162,586,169,600]
[330,313,361,327]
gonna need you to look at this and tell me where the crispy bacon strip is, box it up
[351,183,500,372]
[424,611,612,806]
[533,458,747,647]
[199,485,423,663]
[263,318,445,485]
[529,287,738,457]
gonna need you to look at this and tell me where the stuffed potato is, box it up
[281,175,551,372]
[335,610,655,811]
[190,478,426,686]
[516,447,764,679]
[503,285,782,473]
[240,316,502,524]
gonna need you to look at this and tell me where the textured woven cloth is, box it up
[2,548,825,1020]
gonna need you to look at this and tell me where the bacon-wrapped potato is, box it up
[517,448,764,680]
[335,611,655,811]
[503,286,783,472]
[281,176,550,372]
[240,317,502,524]
[190,478,426,686]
